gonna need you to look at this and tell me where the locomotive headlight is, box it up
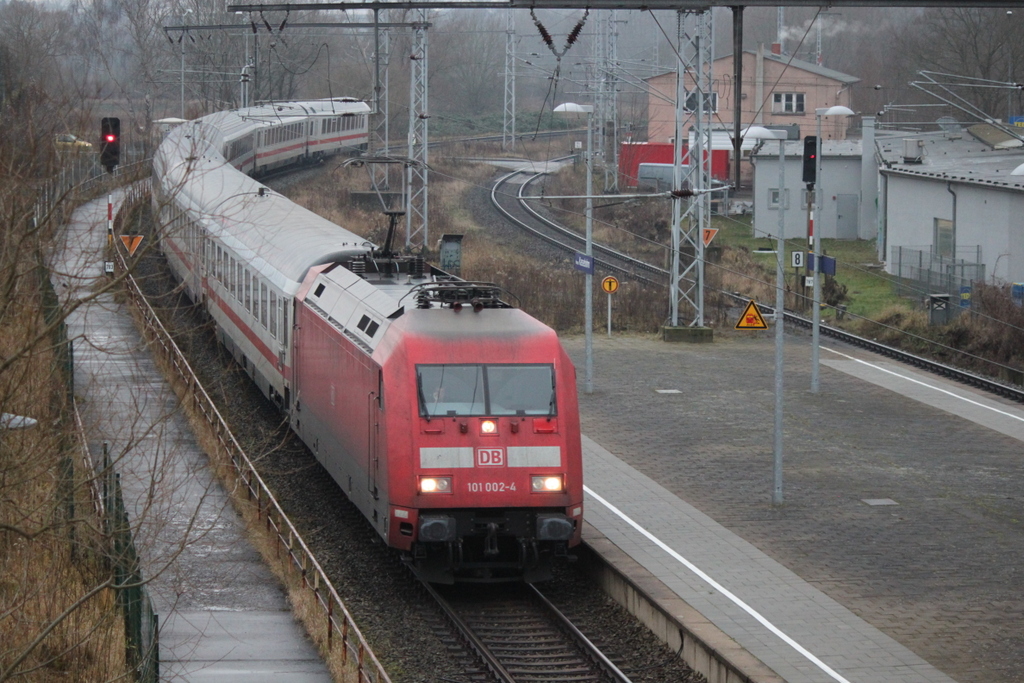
[531,475,564,493]
[419,476,452,493]
[480,419,497,435]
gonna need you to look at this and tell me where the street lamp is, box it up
[554,102,594,394]
[811,105,854,393]
[743,125,788,503]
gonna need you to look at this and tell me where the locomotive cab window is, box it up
[417,364,556,418]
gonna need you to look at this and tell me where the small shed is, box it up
[750,140,864,241]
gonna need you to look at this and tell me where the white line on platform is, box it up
[822,347,1024,423]
[583,485,852,683]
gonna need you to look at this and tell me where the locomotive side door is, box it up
[367,370,382,501]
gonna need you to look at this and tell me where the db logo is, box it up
[476,448,505,467]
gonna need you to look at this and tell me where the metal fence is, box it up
[890,245,985,301]
[34,158,151,234]
[112,187,392,683]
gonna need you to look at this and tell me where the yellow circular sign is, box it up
[602,276,619,294]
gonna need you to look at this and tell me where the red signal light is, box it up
[105,134,116,143]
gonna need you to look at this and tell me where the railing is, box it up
[35,158,152,236]
[111,187,391,683]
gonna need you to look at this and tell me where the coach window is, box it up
[260,282,268,328]
[280,299,288,346]
[269,291,278,338]
[229,257,236,297]
[244,270,251,312]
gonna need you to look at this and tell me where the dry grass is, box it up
[851,285,1024,383]
[282,151,672,332]
[0,289,127,681]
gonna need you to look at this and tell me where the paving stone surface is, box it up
[564,331,1024,683]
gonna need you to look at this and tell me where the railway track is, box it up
[422,580,632,683]
[489,168,1024,405]
[490,168,669,287]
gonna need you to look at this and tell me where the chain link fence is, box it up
[890,245,985,303]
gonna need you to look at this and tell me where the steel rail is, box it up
[489,169,666,286]
[421,578,634,683]
[514,170,669,283]
[418,580,518,683]
[528,584,633,683]
[777,307,1024,403]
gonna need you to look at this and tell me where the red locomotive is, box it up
[154,102,584,583]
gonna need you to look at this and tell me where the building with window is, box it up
[876,124,1024,288]
[750,139,866,241]
[749,121,1024,291]
[644,45,859,145]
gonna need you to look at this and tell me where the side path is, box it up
[51,191,331,681]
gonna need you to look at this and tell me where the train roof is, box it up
[192,99,372,147]
[155,105,373,294]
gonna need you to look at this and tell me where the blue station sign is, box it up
[574,252,594,274]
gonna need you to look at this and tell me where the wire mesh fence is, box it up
[890,245,985,302]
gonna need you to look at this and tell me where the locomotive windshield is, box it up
[416,364,556,418]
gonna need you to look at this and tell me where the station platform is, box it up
[53,193,330,682]
[565,332,1024,683]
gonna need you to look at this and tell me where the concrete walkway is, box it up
[52,191,331,681]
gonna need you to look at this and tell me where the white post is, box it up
[810,106,852,393]
[585,111,594,394]
[774,137,786,504]
[607,293,612,337]
[812,114,823,393]
[180,9,192,118]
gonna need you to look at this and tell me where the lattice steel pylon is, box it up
[406,8,429,248]
[502,9,516,150]
[371,8,390,191]
[592,11,618,192]
[669,8,713,328]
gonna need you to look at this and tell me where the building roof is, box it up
[876,125,1024,192]
[644,49,859,86]
[758,51,860,85]
[752,139,862,159]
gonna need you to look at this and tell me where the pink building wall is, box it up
[647,49,857,145]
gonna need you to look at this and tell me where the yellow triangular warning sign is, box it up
[702,228,719,247]
[735,300,769,330]
[120,235,144,257]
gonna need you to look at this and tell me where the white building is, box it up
[749,139,868,241]
[877,124,1024,287]
[750,120,1024,289]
